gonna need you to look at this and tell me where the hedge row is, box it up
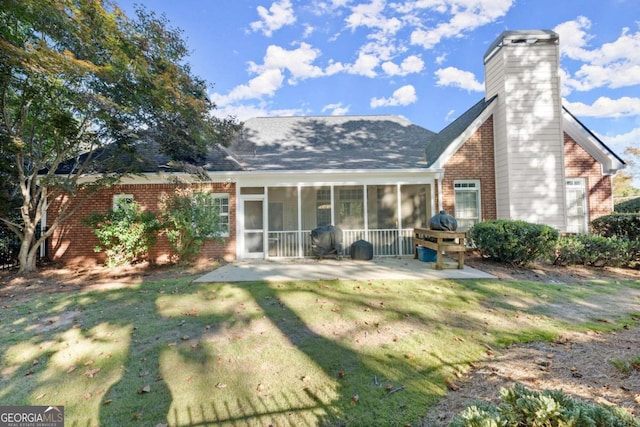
[469,216,639,268]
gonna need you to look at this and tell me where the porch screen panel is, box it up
[268,187,299,256]
[401,185,430,255]
[334,186,365,252]
[401,185,429,228]
[301,186,331,229]
[367,185,399,255]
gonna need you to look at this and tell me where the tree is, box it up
[0,0,240,273]
[613,147,640,198]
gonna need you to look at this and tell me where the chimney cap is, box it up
[484,30,559,63]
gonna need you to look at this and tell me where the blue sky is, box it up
[115,0,639,164]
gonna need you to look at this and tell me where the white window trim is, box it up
[565,178,587,234]
[209,193,230,238]
[454,180,481,229]
[112,194,134,210]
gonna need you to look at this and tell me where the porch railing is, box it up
[267,228,415,258]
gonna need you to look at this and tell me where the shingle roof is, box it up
[424,96,496,167]
[228,115,436,170]
[50,140,243,175]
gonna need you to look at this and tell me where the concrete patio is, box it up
[195,256,496,282]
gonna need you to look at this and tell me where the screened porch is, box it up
[242,183,433,258]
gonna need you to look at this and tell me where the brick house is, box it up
[46,30,625,264]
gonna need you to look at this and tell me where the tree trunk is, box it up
[17,228,37,274]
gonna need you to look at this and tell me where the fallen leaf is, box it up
[256,383,265,393]
[405,353,416,360]
[66,365,77,373]
[84,392,92,400]
[133,412,143,420]
[85,368,101,378]
[103,399,113,405]
[32,359,40,366]
[84,360,94,366]
[445,378,460,391]
[138,384,151,394]
[215,383,227,389]
[338,371,345,378]
[350,394,359,405]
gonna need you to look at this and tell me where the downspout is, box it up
[436,171,444,212]
[40,187,47,258]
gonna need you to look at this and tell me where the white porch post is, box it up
[297,184,303,258]
[396,184,403,256]
[363,184,369,241]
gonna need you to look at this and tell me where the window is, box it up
[113,194,134,210]
[337,187,364,228]
[211,194,230,236]
[566,178,587,234]
[196,193,230,237]
[454,181,481,230]
[316,189,331,226]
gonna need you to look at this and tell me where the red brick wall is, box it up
[441,117,497,221]
[438,116,614,227]
[564,134,614,220]
[47,182,236,266]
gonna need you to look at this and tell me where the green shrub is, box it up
[591,213,640,241]
[615,197,640,213]
[159,189,226,263]
[451,383,640,427]
[468,220,559,266]
[84,199,160,267]
[555,234,635,267]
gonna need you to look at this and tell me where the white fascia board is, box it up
[234,168,444,187]
[562,111,626,175]
[430,102,496,170]
[80,168,444,186]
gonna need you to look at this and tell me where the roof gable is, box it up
[562,107,626,174]
[425,96,496,168]
[228,115,436,171]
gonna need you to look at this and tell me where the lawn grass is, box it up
[0,274,638,426]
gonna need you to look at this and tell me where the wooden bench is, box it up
[413,228,466,270]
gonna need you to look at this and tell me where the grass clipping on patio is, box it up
[0,274,638,426]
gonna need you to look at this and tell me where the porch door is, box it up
[242,197,265,258]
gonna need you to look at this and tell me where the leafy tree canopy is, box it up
[0,0,241,273]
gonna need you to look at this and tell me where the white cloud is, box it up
[409,0,514,49]
[211,69,284,106]
[370,85,417,108]
[381,55,424,76]
[598,127,640,149]
[322,102,350,115]
[250,0,296,37]
[555,17,640,91]
[347,52,380,77]
[563,96,640,118]
[212,102,304,122]
[435,67,484,92]
[249,43,324,83]
[346,0,402,35]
